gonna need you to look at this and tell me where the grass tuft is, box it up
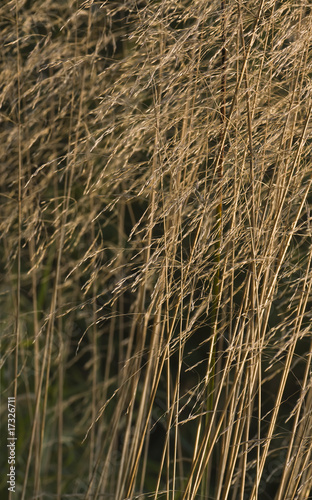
[1,1,312,499]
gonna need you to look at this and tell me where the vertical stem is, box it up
[202,2,227,497]
[12,5,22,499]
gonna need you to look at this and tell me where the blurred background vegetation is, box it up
[1,1,312,499]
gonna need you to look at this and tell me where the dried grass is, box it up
[1,1,312,499]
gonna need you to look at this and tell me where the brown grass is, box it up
[1,1,312,499]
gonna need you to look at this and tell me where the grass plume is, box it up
[1,1,312,499]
